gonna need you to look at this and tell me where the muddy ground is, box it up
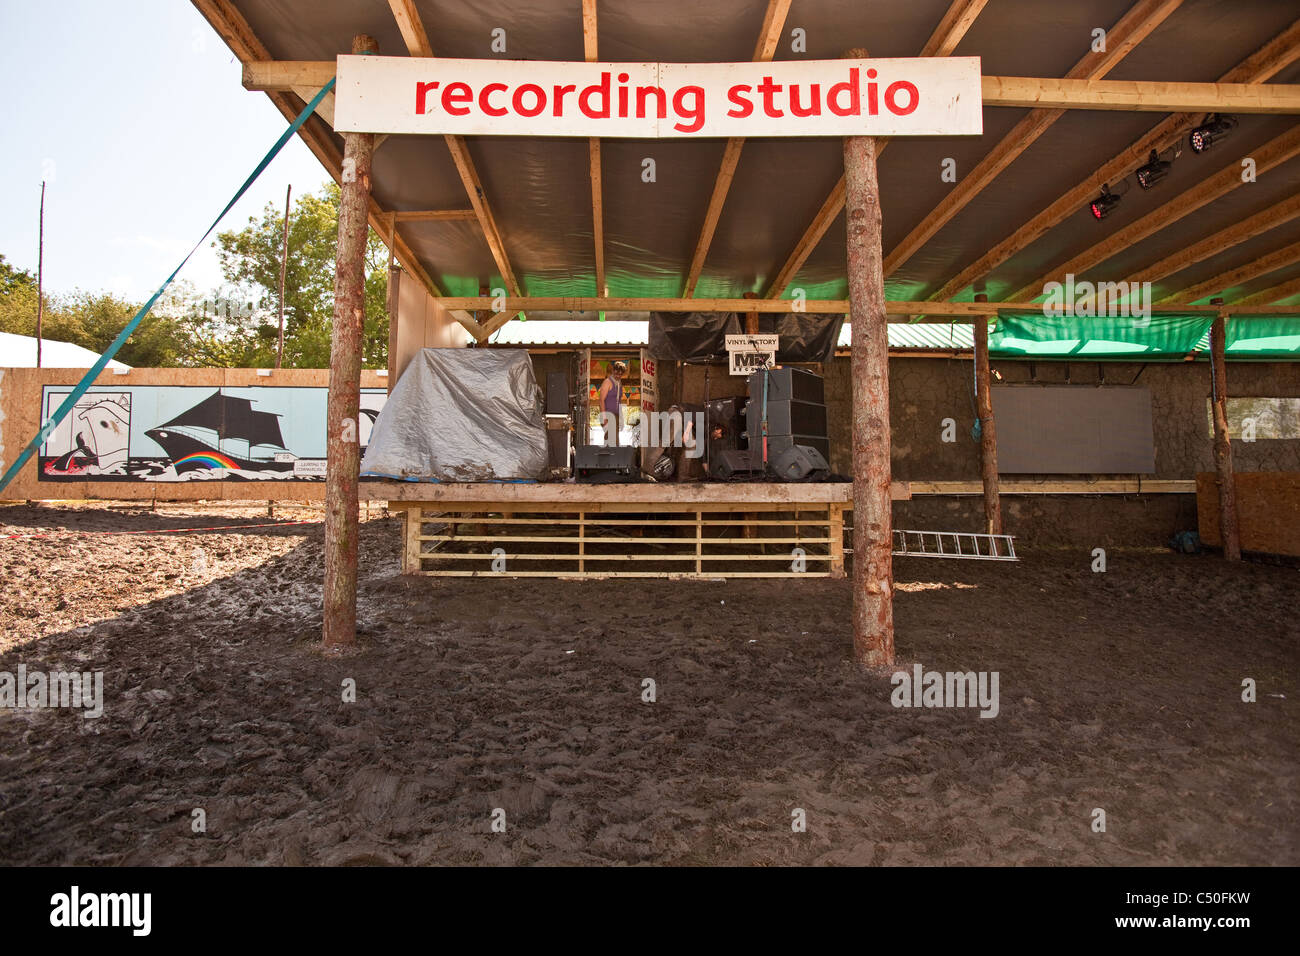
[0,501,1295,866]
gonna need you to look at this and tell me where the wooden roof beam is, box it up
[761,0,988,299]
[681,0,791,298]
[1236,272,1300,306]
[1159,238,1300,304]
[583,0,605,297]
[1010,123,1300,302]
[926,16,1300,305]
[433,295,1300,316]
[192,0,482,339]
[385,0,522,341]
[1133,192,1300,287]
[983,76,1300,112]
[884,0,1184,279]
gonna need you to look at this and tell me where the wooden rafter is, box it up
[192,0,483,339]
[1159,238,1300,304]
[981,76,1300,113]
[762,0,987,298]
[1236,272,1300,306]
[926,16,1300,305]
[682,0,791,297]
[1009,123,1300,301]
[883,0,1184,279]
[1133,192,1300,287]
[385,0,522,340]
[392,209,478,222]
[583,0,605,296]
[433,295,1299,316]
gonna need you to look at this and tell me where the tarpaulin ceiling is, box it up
[223,0,1300,314]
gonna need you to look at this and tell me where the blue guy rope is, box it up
[0,80,336,496]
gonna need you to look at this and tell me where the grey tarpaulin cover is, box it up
[361,349,548,482]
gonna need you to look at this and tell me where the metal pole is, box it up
[973,292,1003,535]
[276,184,291,369]
[36,181,45,369]
[842,48,894,668]
[322,34,378,648]
[1209,297,1241,561]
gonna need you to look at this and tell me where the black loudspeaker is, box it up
[574,444,638,482]
[766,434,831,461]
[754,399,827,437]
[711,448,760,480]
[747,366,824,404]
[705,397,746,462]
[771,444,830,481]
[545,371,569,416]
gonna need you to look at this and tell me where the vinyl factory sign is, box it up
[334,56,983,138]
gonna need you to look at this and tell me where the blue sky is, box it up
[0,0,331,301]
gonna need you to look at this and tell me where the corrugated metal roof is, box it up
[492,319,974,351]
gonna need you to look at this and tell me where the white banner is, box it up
[335,56,983,138]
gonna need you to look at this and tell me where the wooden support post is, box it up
[1209,298,1241,561]
[843,48,894,669]
[403,505,422,573]
[828,504,845,578]
[323,34,378,647]
[743,290,760,335]
[973,292,1003,535]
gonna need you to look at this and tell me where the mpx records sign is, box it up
[335,56,983,138]
[726,334,779,376]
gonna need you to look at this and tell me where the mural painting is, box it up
[38,385,388,482]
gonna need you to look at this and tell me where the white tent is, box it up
[0,331,130,370]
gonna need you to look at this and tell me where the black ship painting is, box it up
[38,384,387,483]
[145,390,293,474]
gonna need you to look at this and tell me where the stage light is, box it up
[1089,184,1121,220]
[1135,149,1172,189]
[1189,114,1237,153]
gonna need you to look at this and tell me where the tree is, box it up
[214,181,390,368]
[0,254,36,296]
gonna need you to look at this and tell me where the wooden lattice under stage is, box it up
[395,482,906,579]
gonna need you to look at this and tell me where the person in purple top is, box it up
[597,360,627,445]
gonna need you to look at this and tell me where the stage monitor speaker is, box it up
[771,444,830,482]
[545,371,569,416]
[711,448,760,480]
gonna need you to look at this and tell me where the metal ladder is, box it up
[845,528,1019,561]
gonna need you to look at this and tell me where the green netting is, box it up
[990,312,1212,360]
[1225,316,1300,359]
[989,312,1300,361]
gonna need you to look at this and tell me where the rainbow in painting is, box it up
[173,452,240,471]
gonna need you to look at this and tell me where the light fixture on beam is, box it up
[1135,149,1172,190]
[1089,183,1122,221]
[1189,114,1237,154]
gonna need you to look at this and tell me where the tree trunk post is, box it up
[1209,297,1241,561]
[323,34,378,648]
[843,48,894,669]
[973,292,1003,537]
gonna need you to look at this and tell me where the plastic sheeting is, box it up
[757,313,845,362]
[649,311,844,362]
[648,312,742,361]
[361,349,548,481]
[990,313,1300,360]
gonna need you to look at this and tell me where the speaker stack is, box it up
[745,368,830,477]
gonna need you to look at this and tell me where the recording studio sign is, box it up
[726,334,779,376]
[334,56,983,138]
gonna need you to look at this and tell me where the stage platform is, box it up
[388,480,910,579]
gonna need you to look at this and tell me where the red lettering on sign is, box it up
[415,80,440,114]
[442,81,473,116]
